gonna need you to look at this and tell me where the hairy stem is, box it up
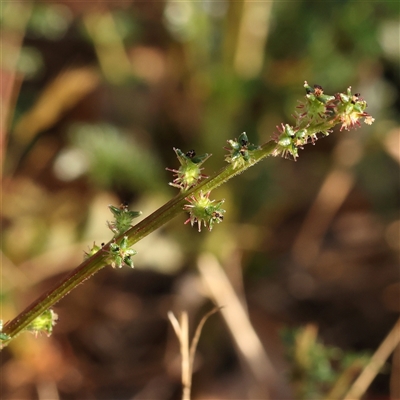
[2,140,277,346]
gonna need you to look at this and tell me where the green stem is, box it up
[1,140,277,346]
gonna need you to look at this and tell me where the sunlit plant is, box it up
[0,82,374,347]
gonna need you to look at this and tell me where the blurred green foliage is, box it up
[282,325,371,400]
[69,123,166,193]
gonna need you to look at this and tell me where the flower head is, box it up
[273,82,374,159]
[107,203,142,236]
[225,132,260,169]
[167,148,211,191]
[333,89,375,131]
[107,236,137,268]
[26,309,58,338]
[184,191,225,232]
[296,82,335,126]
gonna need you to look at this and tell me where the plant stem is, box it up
[1,140,277,346]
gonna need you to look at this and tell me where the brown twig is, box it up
[198,253,279,399]
[343,318,400,400]
[168,308,219,400]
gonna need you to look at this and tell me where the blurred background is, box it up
[1,1,399,399]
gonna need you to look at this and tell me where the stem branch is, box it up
[2,140,278,346]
